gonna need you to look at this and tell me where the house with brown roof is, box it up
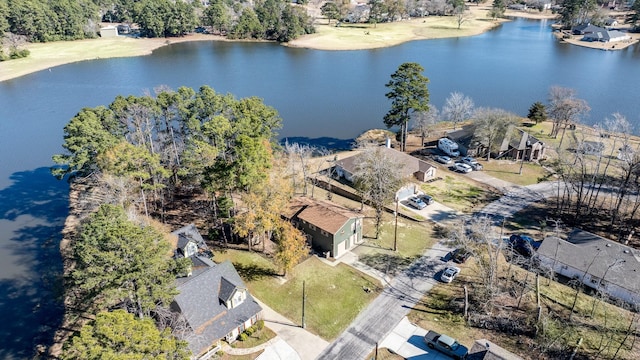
[284,197,364,259]
[334,145,437,192]
[537,229,640,306]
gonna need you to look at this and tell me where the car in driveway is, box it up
[440,266,461,283]
[508,234,542,258]
[418,194,434,205]
[424,330,468,360]
[453,163,472,173]
[407,196,427,210]
[434,155,452,164]
[452,248,472,263]
[461,156,483,170]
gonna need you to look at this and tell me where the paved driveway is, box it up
[400,199,460,223]
[380,317,460,360]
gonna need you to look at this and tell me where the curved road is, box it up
[316,179,562,360]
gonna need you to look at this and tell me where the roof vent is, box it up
[606,244,611,247]
[624,250,630,254]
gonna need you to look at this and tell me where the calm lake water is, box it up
[1,17,639,358]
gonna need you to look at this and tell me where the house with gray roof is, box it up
[582,29,631,43]
[172,224,215,279]
[572,24,606,35]
[284,197,363,259]
[467,339,523,360]
[537,229,640,305]
[172,260,263,359]
[335,145,437,186]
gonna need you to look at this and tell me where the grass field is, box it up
[212,250,381,340]
[420,175,499,212]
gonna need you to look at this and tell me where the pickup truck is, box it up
[424,330,468,360]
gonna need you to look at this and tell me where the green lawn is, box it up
[420,175,499,212]
[212,250,381,340]
[480,159,551,186]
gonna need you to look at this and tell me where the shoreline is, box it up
[0,6,553,83]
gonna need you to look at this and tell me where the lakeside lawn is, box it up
[480,159,551,186]
[212,250,381,340]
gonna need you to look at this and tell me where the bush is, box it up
[238,332,248,341]
[245,326,255,336]
[256,319,264,330]
[9,49,30,59]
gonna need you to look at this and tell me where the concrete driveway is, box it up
[400,199,461,223]
[380,317,461,360]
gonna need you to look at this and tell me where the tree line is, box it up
[0,0,314,45]
[53,85,309,357]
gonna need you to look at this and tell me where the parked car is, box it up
[453,163,472,173]
[440,266,461,283]
[461,156,483,170]
[418,194,434,205]
[434,155,452,164]
[407,196,427,210]
[508,234,542,258]
[452,248,472,263]
[424,330,469,360]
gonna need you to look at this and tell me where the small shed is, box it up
[100,25,119,38]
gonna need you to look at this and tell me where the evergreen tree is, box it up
[61,310,189,360]
[527,101,547,124]
[383,62,430,152]
[72,204,177,318]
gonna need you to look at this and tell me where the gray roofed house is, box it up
[467,339,523,360]
[172,260,263,359]
[572,24,606,35]
[173,223,209,259]
[335,145,437,184]
[537,229,640,305]
[582,29,631,42]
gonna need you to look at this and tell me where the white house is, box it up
[537,229,640,306]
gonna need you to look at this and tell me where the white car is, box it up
[454,163,472,173]
[461,156,483,170]
[441,266,461,283]
[407,196,427,210]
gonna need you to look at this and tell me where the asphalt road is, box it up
[316,242,454,359]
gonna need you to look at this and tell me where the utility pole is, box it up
[302,280,306,328]
[394,197,399,252]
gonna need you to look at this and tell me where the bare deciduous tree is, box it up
[352,146,405,239]
[547,86,590,149]
[442,91,474,130]
[472,107,517,160]
[411,105,440,147]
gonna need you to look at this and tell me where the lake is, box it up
[0,17,639,358]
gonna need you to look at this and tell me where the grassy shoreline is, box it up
[0,6,557,83]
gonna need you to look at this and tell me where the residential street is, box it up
[317,176,563,360]
[316,241,453,359]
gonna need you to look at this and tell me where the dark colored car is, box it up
[418,194,434,205]
[508,234,542,258]
[424,330,468,360]
[452,248,472,263]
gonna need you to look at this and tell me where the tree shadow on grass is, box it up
[232,262,279,282]
[359,253,419,277]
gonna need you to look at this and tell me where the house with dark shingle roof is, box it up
[537,229,640,305]
[572,23,606,35]
[284,197,363,259]
[498,126,546,161]
[172,224,215,279]
[172,260,263,359]
[582,29,631,42]
[468,339,523,360]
